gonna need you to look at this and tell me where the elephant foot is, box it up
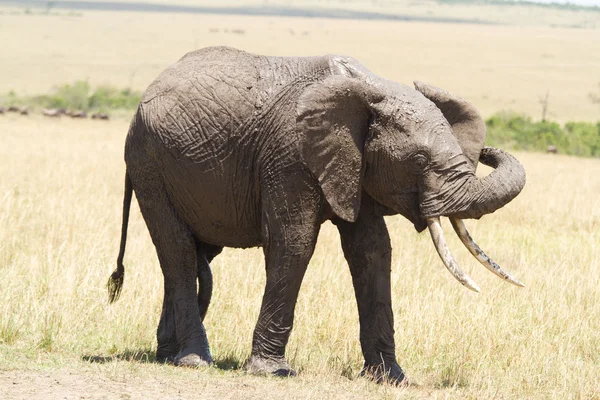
[173,347,213,368]
[156,343,178,364]
[360,362,409,386]
[245,355,296,377]
[156,351,175,364]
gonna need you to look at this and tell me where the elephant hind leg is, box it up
[131,170,212,367]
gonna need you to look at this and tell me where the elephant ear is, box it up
[414,81,486,169]
[297,75,377,222]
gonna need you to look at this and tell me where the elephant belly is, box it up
[162,161,263,249]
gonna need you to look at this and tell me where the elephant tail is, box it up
[107,171,133,303]
[197,259,213,322]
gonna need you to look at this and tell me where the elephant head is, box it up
[297,58,525,291]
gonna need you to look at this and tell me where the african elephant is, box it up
[107,46,525,384]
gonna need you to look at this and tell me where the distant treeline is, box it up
[437,0,600,11]
[486,112,600,157]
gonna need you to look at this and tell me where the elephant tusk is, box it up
[426,217,480,293]
[450,218,525,288]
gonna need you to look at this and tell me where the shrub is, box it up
[88,86,141,110]
[485,112,600,157]
[563,122,600,157]
[1,81,141,114]
[32,81,91,110]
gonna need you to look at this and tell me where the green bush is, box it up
[485,112,600,157]
[2,81,141,114]
[88,86,141,110]
[32,81,91,110]
[563,122,600,157]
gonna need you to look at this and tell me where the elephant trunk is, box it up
[449,146,526,220]
[420,146,526,220]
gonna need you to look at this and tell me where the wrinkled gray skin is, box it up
[108,46,525,384]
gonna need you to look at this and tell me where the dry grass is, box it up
[1,107,600,398]
[1,3,600,398]
[1,8,600,121]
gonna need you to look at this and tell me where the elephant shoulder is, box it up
[326,55,374,80]
[178,46,253,63]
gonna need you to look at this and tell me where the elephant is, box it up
[107,46,525,384]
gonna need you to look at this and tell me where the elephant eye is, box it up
[412,152,429,171]
[300,111,327,130]
[305,116,322,128]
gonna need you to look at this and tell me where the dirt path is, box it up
[0,367,400,400]
[0,369,189,400]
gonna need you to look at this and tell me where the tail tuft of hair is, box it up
[107,267,124,304]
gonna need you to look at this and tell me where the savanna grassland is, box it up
[1,2,600,399]
[2,2,600,121]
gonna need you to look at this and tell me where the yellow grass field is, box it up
[2,106,600,399]
[1,3,600,399]
[1,5,600,122]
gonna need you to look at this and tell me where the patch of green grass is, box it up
[436,360,470,389]
[0,315,22,345]
[38,312,62,352]
[38,312,62,351]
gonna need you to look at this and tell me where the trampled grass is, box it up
[1,110,599,398]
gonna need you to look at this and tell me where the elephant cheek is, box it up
[394,193,427,232]
[412,216,428,232]
[375,191,426,232]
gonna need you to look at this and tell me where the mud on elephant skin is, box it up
[106,46,525,384]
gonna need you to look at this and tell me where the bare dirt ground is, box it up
[0,362,420,400]
[1,368,244,400]
[1,369,156,400]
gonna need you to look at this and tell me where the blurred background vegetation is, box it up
[1,81,141,114]
[485,112,600,157]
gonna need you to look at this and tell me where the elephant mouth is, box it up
[425,216,524,292]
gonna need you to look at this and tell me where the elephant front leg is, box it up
[245,181,321,377]
[334,195,407,385]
